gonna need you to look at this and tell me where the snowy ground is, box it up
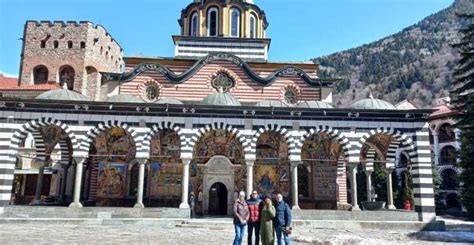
[0,216,472,244]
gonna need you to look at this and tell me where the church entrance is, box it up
[202,156,235,215]
[208,182,228,215]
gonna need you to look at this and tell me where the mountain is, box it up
[313,0,474,108]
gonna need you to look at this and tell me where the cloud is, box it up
[0,70,19,78]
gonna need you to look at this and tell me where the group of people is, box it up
[233,191,292,245]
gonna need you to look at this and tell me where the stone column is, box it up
[30,160,46,205]
[69,158,86,208]
[179,159,191,209]
[349,163,361,211]
[246,160,254,198]
[365,170,373,202]
[454,128,461,150]
[386,167,396,209]
[433,133,440,165]
[134,159,147,208]
[291,161,300,210]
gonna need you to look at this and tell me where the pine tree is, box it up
[451,13,474,219]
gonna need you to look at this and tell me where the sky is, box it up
[0,0,455,77]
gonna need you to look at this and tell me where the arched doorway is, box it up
[209,182,228,215]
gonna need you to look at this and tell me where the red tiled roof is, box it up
[430,105,455,118]
[0,76,19,88]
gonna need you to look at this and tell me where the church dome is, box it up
[156,98,184,105]
[296,101,334,109]
[350,92,396,110]
[201,91,241,106]
[106,94,144,103]
[36,89,90,101]
[255,100,288,107]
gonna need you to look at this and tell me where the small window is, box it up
[80,41,86,49]
[68,41,73,49]
[284,86,300,104]
[105,51,108,58]
[100,46,103,54]
[229,8,240,37]
[40,40,46,48]
[207,7,219,37]
[250,14,258,38]
[54,40,59,49]
[145,82,160,102]
[212,72,234,92]
[190,12,198,36]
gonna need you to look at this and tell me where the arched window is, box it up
[40,40,46,48]
[33,65,48,84]
[440,146,456,165]
[80,41,86,49]
[439,123,455,143]
[250,14,258,38]
[190,12,198,36]
[67,41,73,49]
[207,7,219,37]
[59,66,75,90]
[229,8,240,37]
[54,40,59,49]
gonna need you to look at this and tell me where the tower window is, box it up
[33,65,49,84]
[250,14,258,38]
[40,40,46,48]
[80,42,86,49]
[229,8,240,37]
[207,7,219,37]
[190,12,198,36]
[54,40,59,49]
[59,66,75,90]
[68,41,73,49]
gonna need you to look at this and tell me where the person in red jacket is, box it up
[247,190,263,245]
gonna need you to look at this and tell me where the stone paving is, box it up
[0,222,473,245]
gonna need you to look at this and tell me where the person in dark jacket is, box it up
[247,190,263,245]
[234,191,250,245]
[274,193,292,245]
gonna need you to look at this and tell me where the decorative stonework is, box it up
[202,156,235,215]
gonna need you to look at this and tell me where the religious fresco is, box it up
[254,165,290,198]
[255,132,289,165]
[301,133,341,204]
[92,127,136,163]
[148,130,182,198]
[96,162,127,198]
[39,125,70,157]
[234,166,247,192]
[360,134,393,161]
[189,163,204,194]
[193,129,244,165]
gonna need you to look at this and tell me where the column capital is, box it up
[134,158,148,165]
[72,156,87,163]
[182,158,192,165]
[348,162,359,169]
[245,160,255,166]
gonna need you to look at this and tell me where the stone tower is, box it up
[19,21,123,100]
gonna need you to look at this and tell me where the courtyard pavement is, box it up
[0,217,472,244]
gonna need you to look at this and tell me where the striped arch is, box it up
[188,122,250,158]
[79,120,139,156]
[386,140,401,169]
[9,117,78,162]
[438,165,461,175]
[250,124,293,160]
[364,148,376,172]
[297,126,351,159]
[140,121,186,154]
[355,128,417,164]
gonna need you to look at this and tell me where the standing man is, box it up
[233,191,250,245]
[189,192,196,218]
[275,193,292,245]
[247,190,263,245]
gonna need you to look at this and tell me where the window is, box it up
[229,8,240,37]
[33,65,48,84]
[59,66,75,90]
[40,40,46,48]
[250,14,257,38]
[211,72,234,92]
[145,82,160,102]
[207,7,219,37]
[190,12,198,36]
[440,146,456,165]
[284,86,300,104]
[54,40,59,49]
[68,41,73,49]
[80,41,86,49]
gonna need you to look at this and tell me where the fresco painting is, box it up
[93,127,136,163]
[193,129,244,165]
[254,165,290,198]
[256,132,289,165]
[96,162,127,198]
[148,162,182,197]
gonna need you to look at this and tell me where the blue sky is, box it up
[0,0,454,77]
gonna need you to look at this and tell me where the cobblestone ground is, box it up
[0,223,473,245]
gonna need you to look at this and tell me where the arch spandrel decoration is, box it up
[102,53,337,87]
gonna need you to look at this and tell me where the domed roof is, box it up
[255,100,288,107]
[201,91,241,106]
[296,101,334,109]
[350,91,396,110]
[36,89,90,101]
[106,94,144,103]
[156,98,184,105]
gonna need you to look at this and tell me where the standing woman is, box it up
[260,197,276,245]
[233,191,250,245]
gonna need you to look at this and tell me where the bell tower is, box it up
[173,0,270,62]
